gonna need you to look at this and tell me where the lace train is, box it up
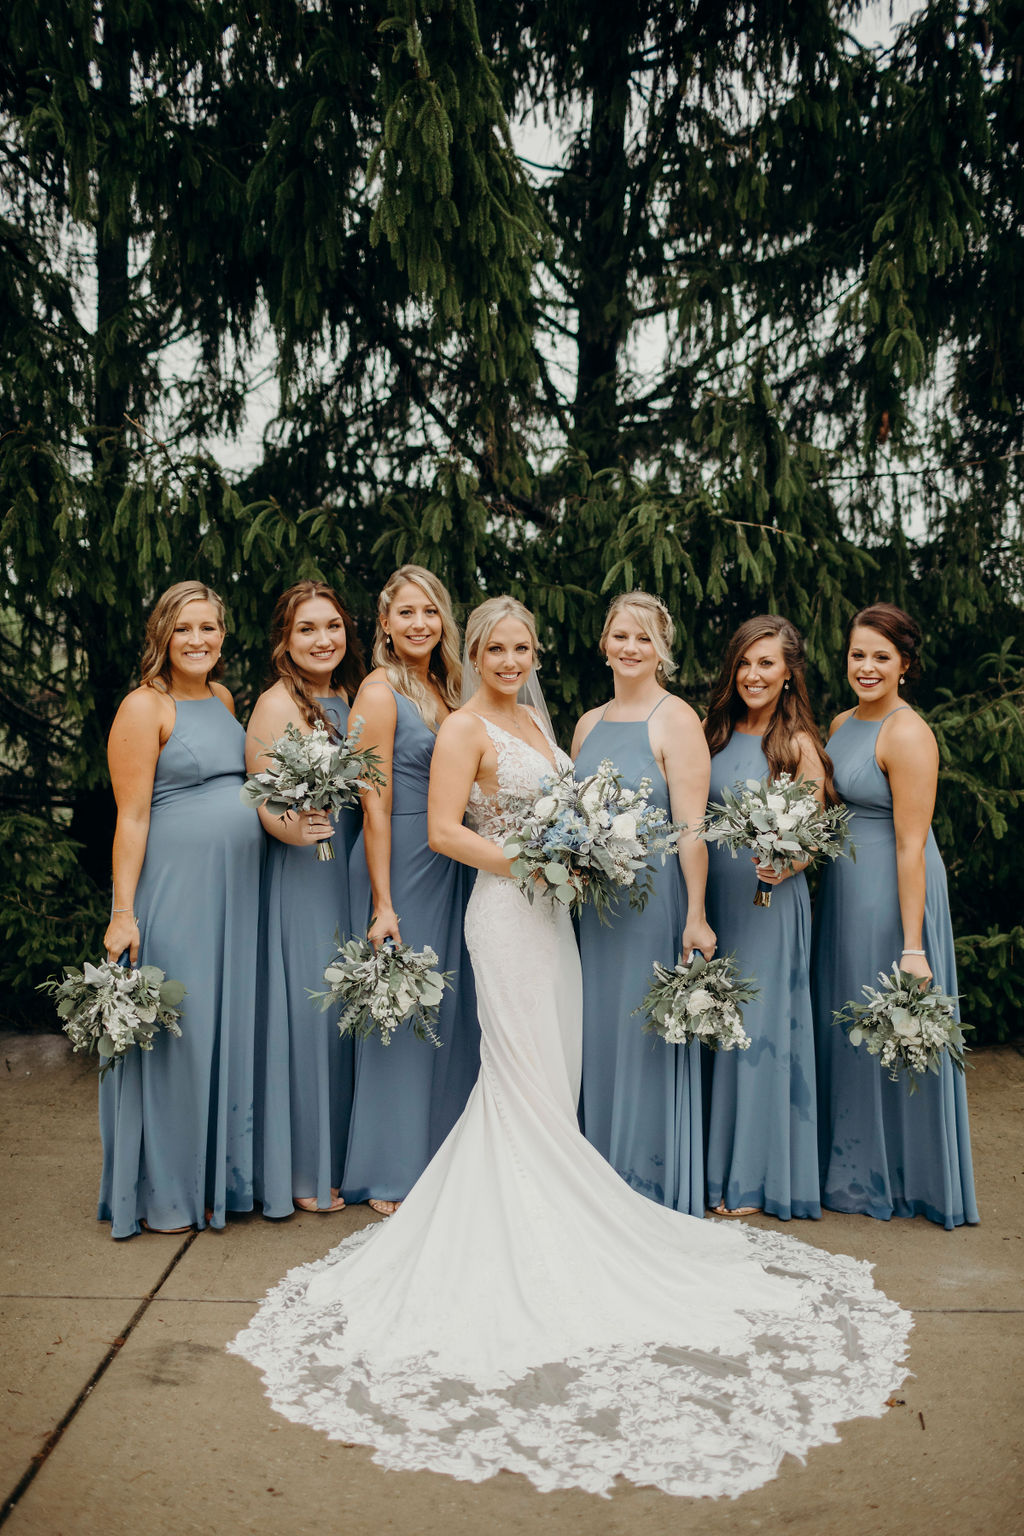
[229,1218,910,1498]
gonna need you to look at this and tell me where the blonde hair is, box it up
[600,591,677,681]
[140,581,226,690]
[371,565,462,725]
[464,595,541,671]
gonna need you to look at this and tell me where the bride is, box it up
[230,596,910,1499]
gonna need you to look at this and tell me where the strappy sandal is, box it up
[368,1199,401,1217]
[295,1192,346,1213]
[711,1203,761,1218]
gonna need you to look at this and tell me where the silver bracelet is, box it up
[112,908,137,918]
[901,948,926,956]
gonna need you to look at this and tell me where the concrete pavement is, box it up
[1,1029,1021,1536]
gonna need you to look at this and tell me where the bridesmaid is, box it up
[703,616,830,1220]
[342,565,478,1215]
[572,592,716,1215]
[100,581,263,1237]
[249,582,366,1218]
[812,603,978,1229]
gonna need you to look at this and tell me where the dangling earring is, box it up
[783,678,791,692]
[385,633,394,653]
[899,674,905,686]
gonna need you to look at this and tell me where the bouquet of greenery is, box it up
[633,949,757,1050]
[698,771,853,908]
[833,966,969,1091]
[38,959,186,1077]
[240,718,385,861]
[310,937,451,1047]
[504,758,683,923]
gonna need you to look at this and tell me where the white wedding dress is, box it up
[230,719,911,1498]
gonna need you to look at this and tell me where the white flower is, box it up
[580,780,604,814]
[775,812,798,833]
[686,987,714,1017]
[765,792,788,813]
[609,811,638,842]
[891,1007,921,1042]
[534,795,559,820]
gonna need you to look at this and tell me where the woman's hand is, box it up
[368,905,401,949]
[294,809,333,845]
[104,913,140,965]
[683,916,716,960]
[753,859,789,886]
[900,949,933,984]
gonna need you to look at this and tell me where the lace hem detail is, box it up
[229,1221,911,1499]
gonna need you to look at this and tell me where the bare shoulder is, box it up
[112,685,173,733]
[352,671,397,720]
[438,706,489,746]
[248,681,298,737]
[210,680,236,714]
[828,708,855,737]
[794,727,827,759]
[881,705,937,754]
[654,693,704,735]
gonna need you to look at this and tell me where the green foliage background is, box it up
[1,0,1021,1039]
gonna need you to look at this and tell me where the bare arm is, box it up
[428,712,520,876]
[246,685,332,848]
[880,711,939,982]
[347,677,400,946]
[103,689,173,962]
[654,700,716,958]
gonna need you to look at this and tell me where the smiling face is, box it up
[734,633,789,716]
[381,581,443,666]
[847,624,906,708]
[603,607,661,687]
[287,596,347,684]
[477,616,535,699]
[167,599,224,688]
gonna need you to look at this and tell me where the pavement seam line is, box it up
[0,1229,199,1527]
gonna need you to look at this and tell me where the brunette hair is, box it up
[371,565,462,726]
[139,581,226,690]
[267,581,367,734]
[464,595,541,669]
[599,592,677,681]
[704,614,838,803]
[847,603,923,683]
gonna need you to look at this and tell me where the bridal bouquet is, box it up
[634,950,757,1051]
[833,966,969,1091]
[503,758,683,922]
[698,771,853,908]
[310,937,451,1047]
[38,960,186,1077]
[240,718,385,861]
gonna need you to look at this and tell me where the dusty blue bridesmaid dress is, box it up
[98,697,263,1238]
[704,731,820,1219]
[254,699,361,1217]
[342,685,478,1204]
[811,708,978,1230]
[576,702,704,1216]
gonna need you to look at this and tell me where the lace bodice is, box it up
[466,715,571,844]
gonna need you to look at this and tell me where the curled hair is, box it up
[704,615,838,804]
[267,582,367,735]
[371,565,462,726]
[848,603,923,683]
[600,591,677,681]
[465,595,541,670]
[139,581,226,691]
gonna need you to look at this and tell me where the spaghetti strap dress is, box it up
[811,709,978,1229]
[98,696,264,1238]
[704,730,820,1219]
[342,685,478,1203]
[576,700,704,1215]
[254,698,362,1217]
